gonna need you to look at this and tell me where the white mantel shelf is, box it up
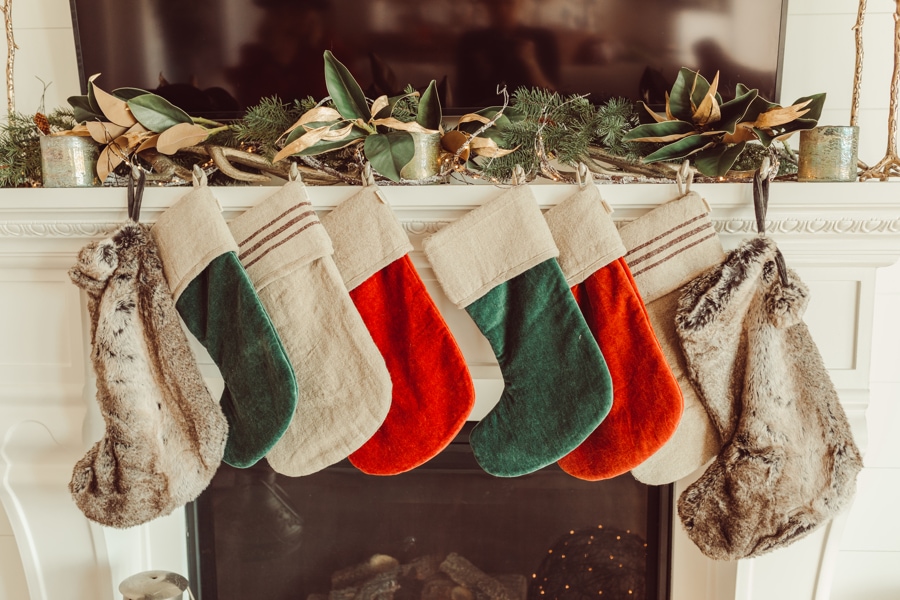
[0,180,899,600]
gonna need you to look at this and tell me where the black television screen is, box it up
[69,0,788,117]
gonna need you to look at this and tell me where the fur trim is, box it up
[68,223,228,528]
[674,236,862,560]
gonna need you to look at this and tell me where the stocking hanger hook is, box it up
[752,154,789,285]
[511,164,526,186]
[361,163,376,187]
[127,165,145,222]
[575,162,591,188]
[675,160,693,196]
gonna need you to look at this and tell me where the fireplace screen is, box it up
[187,427,671,600]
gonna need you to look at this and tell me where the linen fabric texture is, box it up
[152,183,297,468]
[423,185,613,477]
[229,180,392,477]
[544,184,683,481]
[675,236,862,559]
[322,186,475,475]
[68,223,228,528]
[618,191,726,485]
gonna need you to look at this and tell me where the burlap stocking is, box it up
[544,184,684,481]
[228,179,392,477]
[617,191,726,485]
[424,185,613,477]
[675,237,863,559]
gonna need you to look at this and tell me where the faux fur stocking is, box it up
[675,237,863,560]
[69,223,228,528]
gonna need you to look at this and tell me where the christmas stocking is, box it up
[228,179,392,477]
[321,186,475,475]
[423,185,613,477]
[675,237,862,559]
[69,222,228,528]
[151,173,298,468]
[617,191,726,485]
[544,184,684,481]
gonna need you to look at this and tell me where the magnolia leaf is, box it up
[441,130,471,161]
[87,73,103,115]
[282,107,343,138]
[665,92,675,121]
[458,113,491,125]
[370,95,390,119]
[273,122,358,162]
[643,134,714,163]
[623,120,696,142]
[96,138,128,182]
[127,94,193,133]
[364,131,415,182]
[296,133,366,156]
[68,95,104,123]
[416,80,442,131]
[668,68,698,122]
[470,136,518,158]
[54,123,93,137]
[717,88,760,134]
[86,121,128,144]
[92,81,138,127]
[324,50,370,121]
[693,71,721,126]
[136,134,160,153]
[156,123,209,155]
[693,142,747,177]
[371,117,437,134]
[458,106,525,134]
[753,99,812,129]
[112,87,150,100]
[642,102,670,123]
[722,122,758,145]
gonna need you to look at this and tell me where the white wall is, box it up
[0,0,898,598]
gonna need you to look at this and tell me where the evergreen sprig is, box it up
[230,96,317,158]
[0,108,77,187]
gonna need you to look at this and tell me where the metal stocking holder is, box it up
[127,166,146,223]
[753,156,790,286]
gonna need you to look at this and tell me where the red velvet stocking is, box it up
[558,257,683,480]
[322,187,475,475]
[544,184,683,481]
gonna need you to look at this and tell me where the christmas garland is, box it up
[0,57,816,187]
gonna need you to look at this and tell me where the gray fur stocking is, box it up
[675,236,862,559]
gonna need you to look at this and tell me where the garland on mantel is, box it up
[0,60,814,187]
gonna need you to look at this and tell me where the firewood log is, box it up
[439,554,511,600]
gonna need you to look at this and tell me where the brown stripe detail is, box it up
[630,231,718,278]
[243,221,323,269]
[626,223,714,268]
[624,213,708,259]
[238,210,317,261]
[236,202,312,248]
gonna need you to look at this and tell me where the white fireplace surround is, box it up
[0,180,898,600]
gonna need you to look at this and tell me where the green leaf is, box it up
[687,70,713,111]
[68,95,104,123]
[416,80,442,130]
[364,131,415,182]
[112,87,150,100]
[86,76,102,114]
[127,94,193,132]
[324,50,370,121]
[623,120,696,142]
[284,120,343,145]
[693,142,747,177]
[668,68,698,122]
[298,129,368,156]
[717,88,759,133]
[643,134,714,163]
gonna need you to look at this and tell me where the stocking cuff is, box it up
[322,187,413,291]
[544,184,625,286]
[229,181,333,291]
[152,186,238,301]
[618,192,724,303]
[423,185,558,308]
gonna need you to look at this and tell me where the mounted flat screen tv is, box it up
[68,0,788,118]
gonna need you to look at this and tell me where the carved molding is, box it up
[2,217,900,239]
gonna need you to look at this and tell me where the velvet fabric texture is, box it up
[68,223,228,528]
[176,253,298,468]
[558,258,684,480]
[675,237,863,559]
[346,255,475,474]
[465,258,614,476]
[423,187,613,477]
[544,185,683,481]
[322,187,474,475]
[152,180,297,469]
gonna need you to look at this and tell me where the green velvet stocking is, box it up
[177,252,298,468]
[466,258,614,477]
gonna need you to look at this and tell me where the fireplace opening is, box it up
[186,425,672,600]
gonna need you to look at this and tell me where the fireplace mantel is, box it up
[1,181,898,600]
